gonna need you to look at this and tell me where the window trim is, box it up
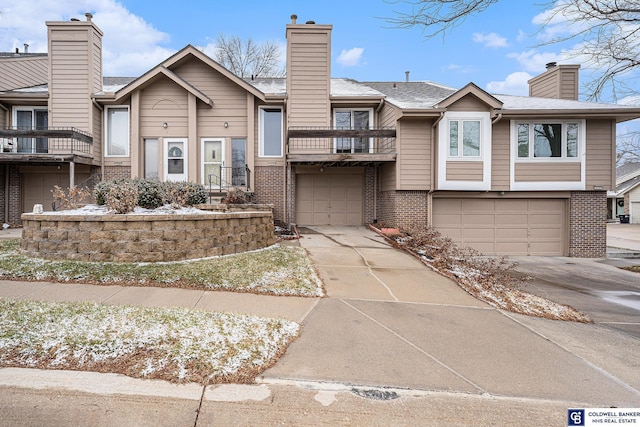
[11,106,48,154]
[104,106,130,158]
[258,107,283,158]
[512,119,585,162]
[447,118,482,159]
[332,108,374,154]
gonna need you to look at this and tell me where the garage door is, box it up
[22,171,90,213]
[296,173,363,225]
[432,198,567,256]
[632,202,640,224]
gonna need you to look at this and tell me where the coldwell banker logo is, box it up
[568,409,585,426]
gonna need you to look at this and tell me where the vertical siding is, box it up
[286,27,331,128]
[585,119,614,189]
[397,118,430,190]
[0,56,48,91]
[491,121,510,190]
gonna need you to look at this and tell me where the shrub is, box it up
[132,178,165,209]
[163,181,207,207]
[51,185,92,210]
[94,180,115,206]
[105,181,139,214]
[222,187,248,204]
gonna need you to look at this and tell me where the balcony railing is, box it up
[0,127,93,156]
[287,127,396,156]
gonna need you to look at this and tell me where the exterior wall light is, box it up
[162,122,168,129]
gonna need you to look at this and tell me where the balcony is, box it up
[287,127,396,165]
[0,127,94,164]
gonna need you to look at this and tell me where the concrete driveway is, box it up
[263,226,640,407]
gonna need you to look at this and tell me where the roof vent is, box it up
[306,20,315,24]
[545,62,557,69]
[291,14,297,24]
[405,71,410,82]
[70,18,80,22]
[85,13,93,22]
[24,44,29,54]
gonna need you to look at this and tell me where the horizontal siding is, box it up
[515,162,581,182]
[446,161,483,181]
[398,119,430,190]
[0,57,48,91]
[529,73,557,98]
[140,77,189,136]
[491,121,510,190]
[446,94,492,112]
[50,39,90,130]
[173,59,248,135]
[379,162,396,192]
[630,186,640,203]
[560,70,577,100]
[585,119,614,189]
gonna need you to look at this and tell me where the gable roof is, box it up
[108,45,266,103]
[616,162,640,195]
[436,82,503,110]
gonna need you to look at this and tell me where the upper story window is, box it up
[333,108,373,153]
[105,106,130,157]
[449,119,481,158]
[259,107,283,157]
[13,107,48,153]
[514,120,582,160]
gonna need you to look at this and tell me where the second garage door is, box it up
[432,198,567,256]
[296,173,363,226]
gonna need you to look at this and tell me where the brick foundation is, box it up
[377,190,428,230]
[0,165,21,224]
[21,210,275,262]
[103,165,131,181]
[569,191,607,258]
[253,166,285,222]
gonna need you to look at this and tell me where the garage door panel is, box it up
[296,173,362,226]
[433,198,566,256]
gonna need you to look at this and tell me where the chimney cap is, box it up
[290,14,297,24]
[545,62,557,69]
[85,12,93,22]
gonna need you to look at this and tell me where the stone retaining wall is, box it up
[20,211,275,262]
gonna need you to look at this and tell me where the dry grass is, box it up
[375,224,591,323]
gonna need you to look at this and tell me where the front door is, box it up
[164,138,187,182]
[201,138,223,188]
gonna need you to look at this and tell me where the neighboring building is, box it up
[612,162,640,223]
[2,14,640,257]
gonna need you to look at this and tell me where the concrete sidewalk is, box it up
[0,225,639,425]
[607,223,640,258]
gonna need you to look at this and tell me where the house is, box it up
[2,14,640,258]
[612,162,640,223]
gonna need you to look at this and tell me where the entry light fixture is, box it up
[162,122,168,129]
[224,122,229,128]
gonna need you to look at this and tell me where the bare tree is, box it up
[385,0,640,101]
[617,131,640,165]
[213,35,284,78]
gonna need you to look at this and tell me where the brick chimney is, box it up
[46,13,103,133]
[528,63,580,100]
[285,16,332,127]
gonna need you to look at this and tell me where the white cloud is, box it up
[486,71,532,96]
[337,47,364,67]
[472,32,509,48]
[442,63,474,74]
[0,0,174,76]
[507,49,563,73]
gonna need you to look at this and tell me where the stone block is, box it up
[164,250,187,262]
[222,244,236,255]
[114,253,135,263]
[152,221,176,231]
[103,221,128,231]
[78,241,102,253]
[67,253,90,262]
[79,221,103,231]
[138,230,164,242]
[126,221,152,231]
[47,230,68,241]
[57,221,79,230]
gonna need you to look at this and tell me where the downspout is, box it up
[373,98,384,223]
[491,113,503,125]
[428,112,445,227]
[4,166,8,224]
[92,99,105,181]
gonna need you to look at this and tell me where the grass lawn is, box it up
[0,240,323,297]
[0,238,322,383]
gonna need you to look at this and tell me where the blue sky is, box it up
[0,0,578,97]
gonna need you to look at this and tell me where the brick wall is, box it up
[103,166,131,181]
[0,165,22,225]
[569,191,607,258]
[363,167,375,224]
[253,166,284,222]
[377,189,428,230]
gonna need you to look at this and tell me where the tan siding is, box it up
[92,104,102,162]
[529,66,579,100]
[585,119,614,190]
[515,162,581,182]
[446,161,483,181]
[446,94,491,112]
[560,70,578,100]
[529,73,558,99]
[378,103,397,128]
[491,121,510,190]
[139,77,189,137]
[0,56,48,91]
[397,119,430,190]
[286,26,331,128]
[173,59,248,141]
[630,186,640,203]
[379,162,396,192]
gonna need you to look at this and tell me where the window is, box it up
[334,109,373,153]
[144,139,159,181]
[13,107,48,153]
[105,107,129,157]
[231,138,246,186]
[515,121,582,159]
[259,107,283,157]
[449,119,480,158]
